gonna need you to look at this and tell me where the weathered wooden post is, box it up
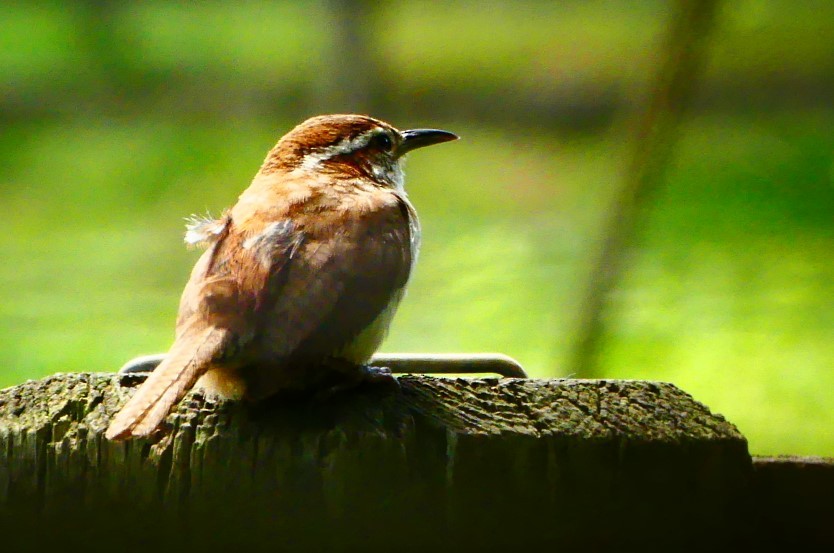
[0,371,768,552]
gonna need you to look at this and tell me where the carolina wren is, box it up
[105,114,458,440]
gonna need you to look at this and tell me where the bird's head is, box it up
[260,114,458,190]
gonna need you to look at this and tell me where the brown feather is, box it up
[105,326,229,439]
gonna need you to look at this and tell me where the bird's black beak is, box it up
[397,128,459,158]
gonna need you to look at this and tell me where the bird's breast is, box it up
[336,287,406,364]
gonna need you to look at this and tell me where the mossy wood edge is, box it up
[0,373,755,551]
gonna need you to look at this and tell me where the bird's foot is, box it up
[356,364,399,389]
[310,362,399,403]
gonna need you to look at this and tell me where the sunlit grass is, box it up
[601,110,834,455]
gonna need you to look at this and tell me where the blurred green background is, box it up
[1,1,832,455]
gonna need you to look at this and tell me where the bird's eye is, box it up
[371,132,393,151]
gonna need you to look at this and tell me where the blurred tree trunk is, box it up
[319,0,382,113]
[73,1,125,100]
[567,0,722,377]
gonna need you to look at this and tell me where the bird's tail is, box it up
[105,326,229,440]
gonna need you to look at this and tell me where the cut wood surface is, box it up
[1,373,753,551]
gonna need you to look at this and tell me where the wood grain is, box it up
[0,373,753,551]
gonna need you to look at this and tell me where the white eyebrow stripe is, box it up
[299,129,377,170]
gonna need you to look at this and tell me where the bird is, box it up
[105,114,458,440]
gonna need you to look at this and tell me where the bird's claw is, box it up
[357,364,399,389]
[310,363,399,403]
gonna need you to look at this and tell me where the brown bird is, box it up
[105,114,458,440]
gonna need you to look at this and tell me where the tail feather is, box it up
[106,327,228,440]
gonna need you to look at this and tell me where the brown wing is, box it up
[175,217,303,341]
[107,217,307,439]
[159,195,411,398]
[246,196,414,368]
